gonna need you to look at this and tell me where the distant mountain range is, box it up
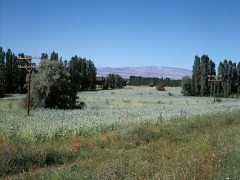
[97,66,192,80]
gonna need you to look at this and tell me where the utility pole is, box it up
[208,75,222,102]
[18,56,40,115]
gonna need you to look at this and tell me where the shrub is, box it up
[156,84,165,91]
[149,82,154,87]
[181,76,192,96]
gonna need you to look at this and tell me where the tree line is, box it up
[182,55,240,97]
[129,76,182,87]
[0,47,98,98]
[0,47,28,96]
[0,47,127,101]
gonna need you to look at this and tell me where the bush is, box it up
[149,82,154,87]
[156,84,165,91]
[181,76,192,96]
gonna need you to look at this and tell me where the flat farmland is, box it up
[1,86,239,139]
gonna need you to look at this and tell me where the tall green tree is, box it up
[41,53,48,60]
[226,60,233,96]
[87,60,97,90]
[192,55,201,96]
[237,62,240,94]
[221,60,229,97]
[69,55,81,90]
[12,54,20,92]
[231,63,237,94]
[0,47,5,97]
[5,49,14,93]
[208,60,216,96]
[50,51,58,61]
[18,53,28,93]
[217,61,224,97]
[68,56,97,91]
[80,58,88,90]
[200,55,210,96]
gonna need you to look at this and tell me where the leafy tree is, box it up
[231,63,237,94]
[18,53,27,93]
[87,60,97,90]
[41,53,48,60]
[237,62,240,94]
[104,74,125,89]
[217,61,224,97]
[80,58,88,90]
[69,55,81,90]
[12,54,20,92]
[226,60,233,96]
[5,49,14,93]
[50,51,58,61]
[200,55,210,96]
[31,59,79,109]
[68,56,97,91]
[181,76,192,96]
[192,55,201,96]
[0,47,5,97]
[208,60,216,96]
[221,60,229,97]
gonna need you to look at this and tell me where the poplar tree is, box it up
[192,55,201,96]
[41,53,48,60]
[208,60,216,96]
[237,62,240,94]
[5,49,14,93]
[12,54,20,92]
[200,55,210,96]
[217,61,224,97]
[69,55,81,90]
[0,47,5,97]
[50,51,58,61]
[18,53,28,93]
[231,63,237,94]
[87,60,97,90]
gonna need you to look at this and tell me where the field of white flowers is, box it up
[1,87,240,139]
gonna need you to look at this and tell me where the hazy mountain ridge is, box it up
[97,66,192,80]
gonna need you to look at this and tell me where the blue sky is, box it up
[0,0,239,70]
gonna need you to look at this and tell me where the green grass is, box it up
[1,112,240,179]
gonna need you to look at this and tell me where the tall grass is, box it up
[1,112,240,179]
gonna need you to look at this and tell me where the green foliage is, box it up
[31,59,79,109]
[0,47,5,97]
[68,56,96,90]
[50,51,59,61]
[103,73,125,89]
[200,55,210,96]
[192,55,201,96]
[17,53,27,93]
[129,76,181,87]
[191,55,239,98]
[181,76,192,96]
[218,60,239,98]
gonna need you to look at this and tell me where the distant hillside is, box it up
[97,66,192,80]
